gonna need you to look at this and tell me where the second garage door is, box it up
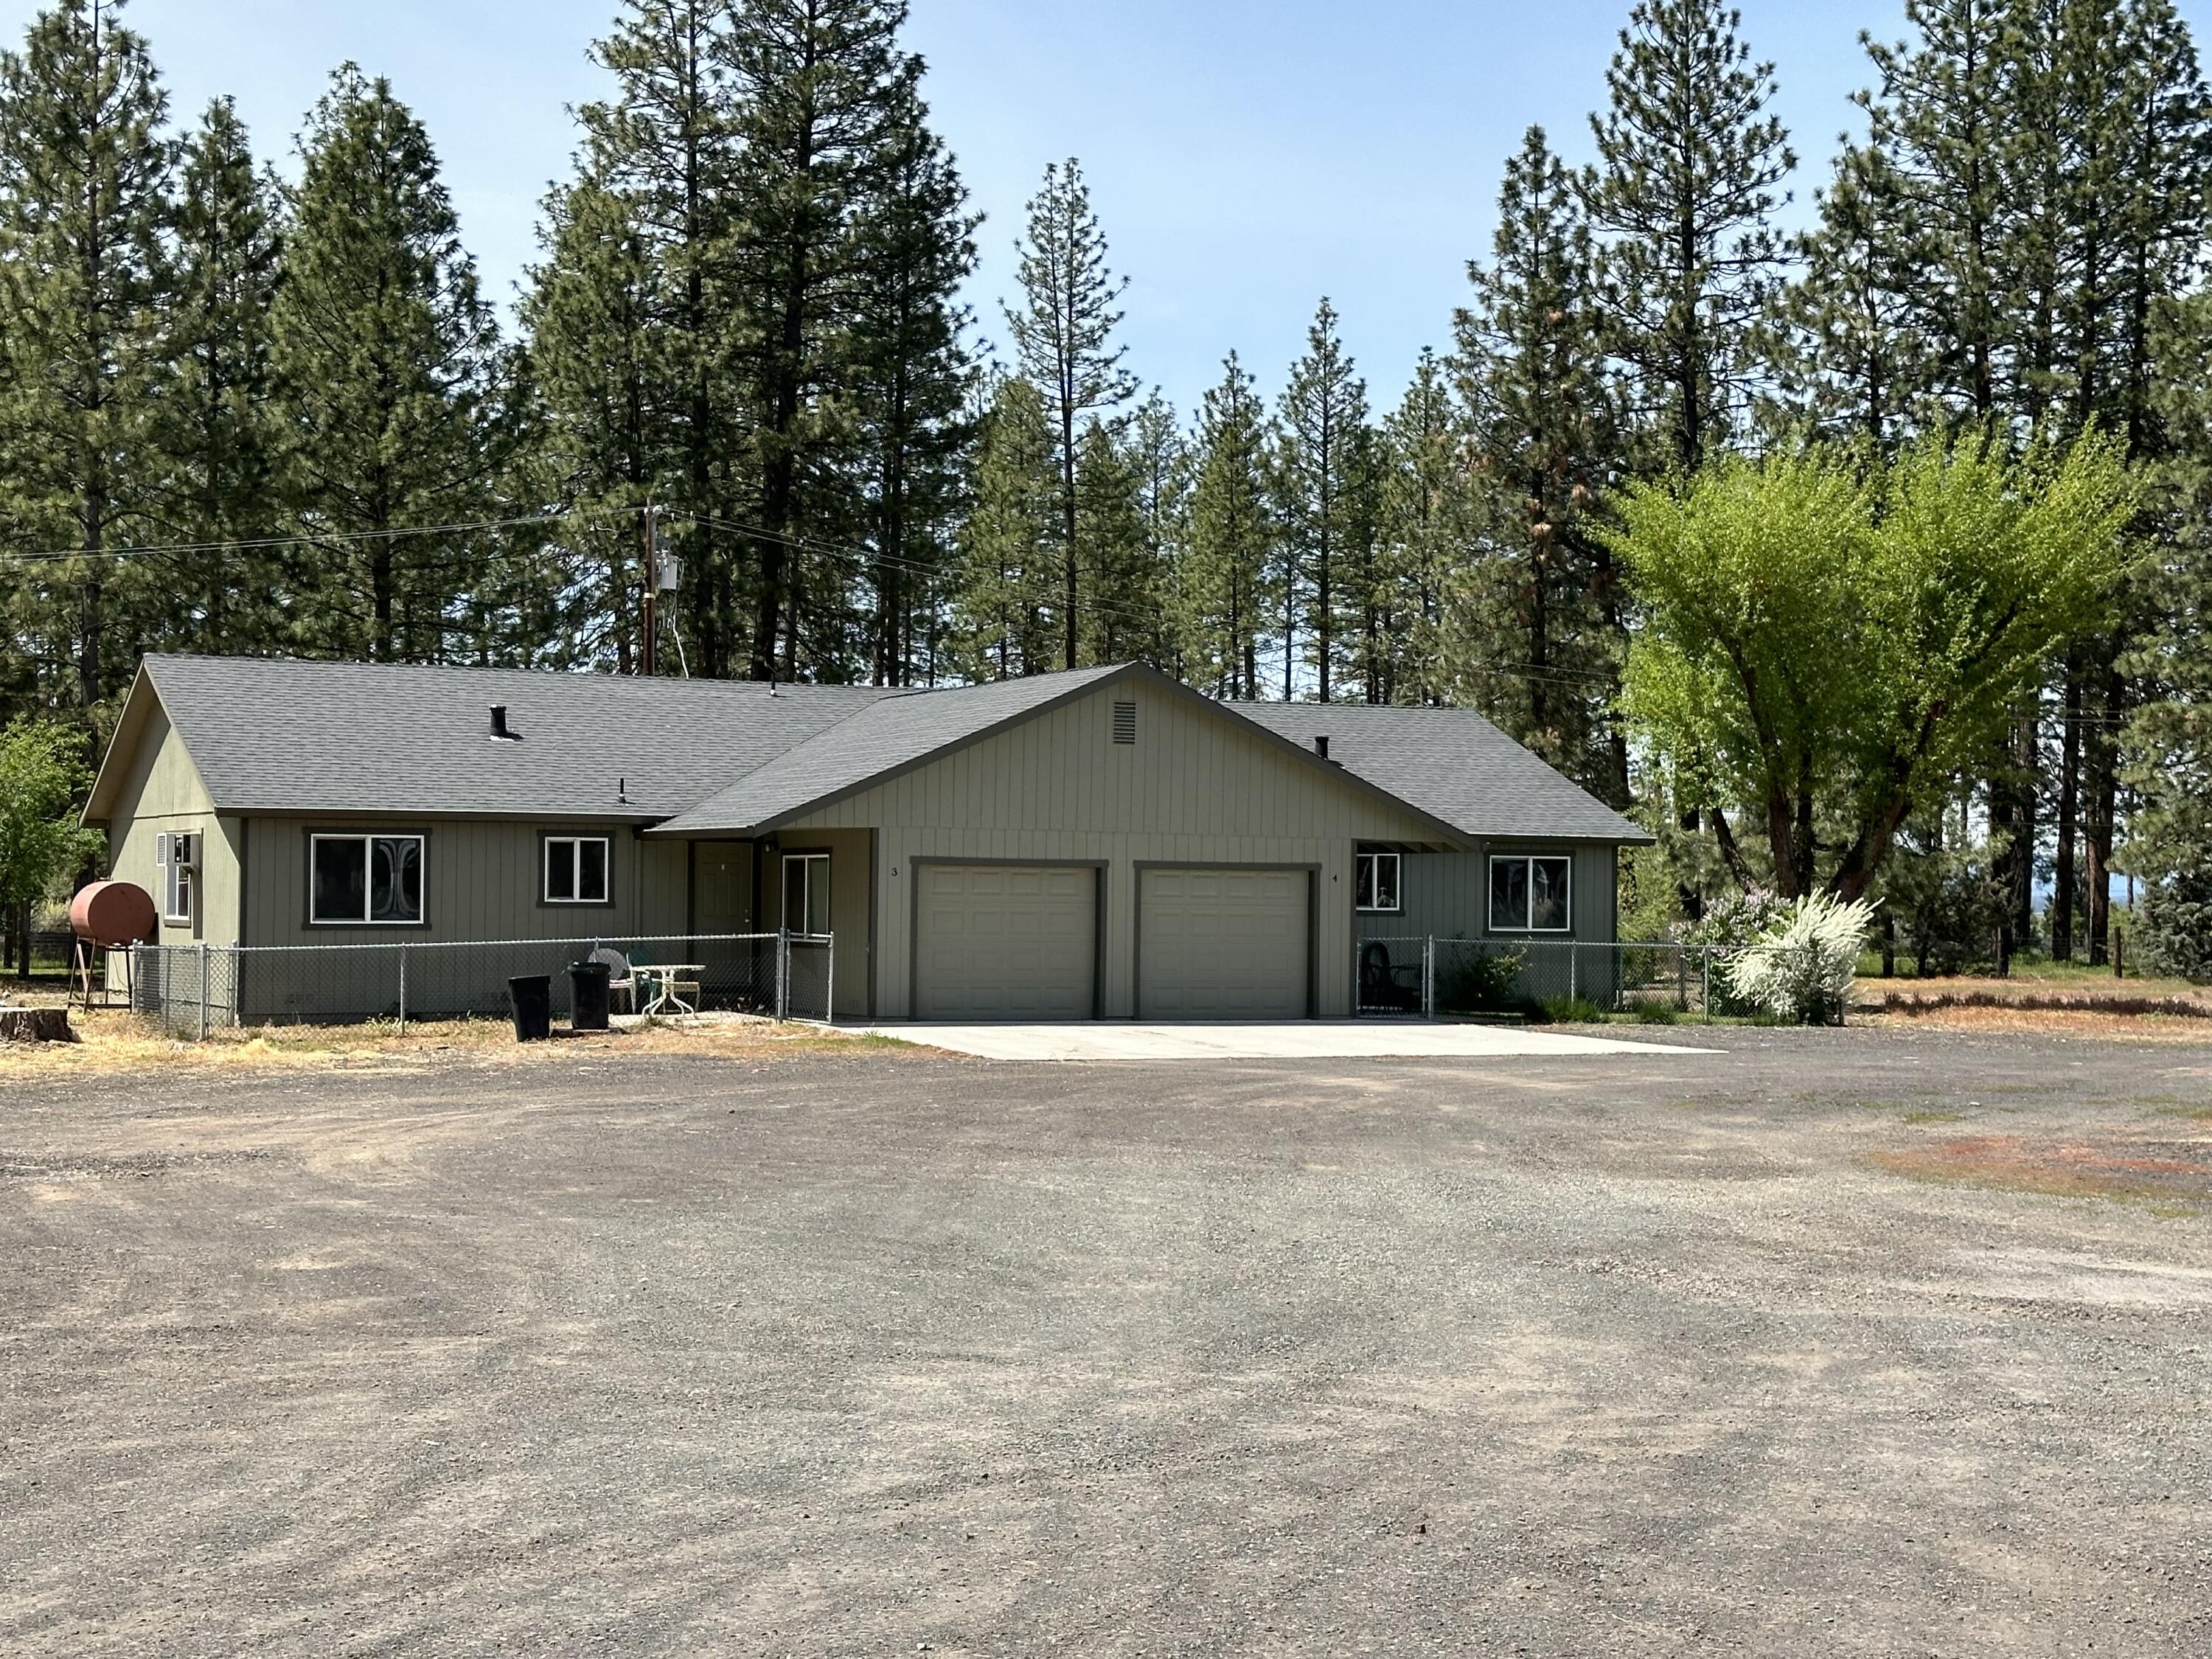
[1138,866,1310,1020]
[915,863,1097,1020]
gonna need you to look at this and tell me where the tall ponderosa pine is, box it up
[1005,158,1136,669]
[850,81,977,686]
[1582,0,1794,473]
[1371,351,1461,709]
[1273,298,1370,701]
[1179,353,1273,700]
[150,97,282,657]
[720,0,911,681]
[571,0,745,675]
[1073,418,1166,666]
[950,375,1057,681]
[1763,143,1930,448]
[270,66,517,664]
[1457,127,1630,799]
[523,172,663,672]
[0,0,171,718]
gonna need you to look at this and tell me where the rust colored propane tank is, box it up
[69,880,159,947]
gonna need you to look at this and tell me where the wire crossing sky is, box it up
[26,0,2212,416]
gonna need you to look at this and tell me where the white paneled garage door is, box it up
[916,863,1097,1020]
[1138,866,1310,1020]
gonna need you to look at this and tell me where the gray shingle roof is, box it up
[125,655,893,819]
[654,664,1127,833]
[98,655,1648,845]
[1226,700,1651,843]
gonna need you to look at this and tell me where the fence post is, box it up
[1702,945,1712,1023]
[198,941,209,1042]
[397,943,408,1033]
[777,928,790,1021]
[1677,946,1688,1012]
[1423,937,1435,1020]
[1568,941,1578,1005]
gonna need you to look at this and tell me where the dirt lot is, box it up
[3,1026,2210,1656]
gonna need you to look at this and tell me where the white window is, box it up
[156,831,195,925]
[1489,854,1572,933]
[782,852,830,936]
[310,833,425,925]
[544,835,611,905]
[1354,851,1401,913]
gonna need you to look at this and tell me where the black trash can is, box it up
[568,959,611,1032]
[507,973,552,1042]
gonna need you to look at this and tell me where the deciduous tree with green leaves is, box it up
[1612,431,2136,900]
[0,717,102,978]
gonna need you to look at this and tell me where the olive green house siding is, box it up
[85,654,1650,1025]
[774,675,1447,1018]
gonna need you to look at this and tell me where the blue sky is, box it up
[27,0,2212,418]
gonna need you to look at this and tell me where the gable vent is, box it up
[1112,700,1137,745]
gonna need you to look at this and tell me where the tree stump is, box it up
[0,1006,73,1043]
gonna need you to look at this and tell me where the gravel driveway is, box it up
[3,1026,2209,1655]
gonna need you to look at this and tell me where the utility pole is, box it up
[641,504,658,678]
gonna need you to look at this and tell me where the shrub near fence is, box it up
[131,932,835,1037]
[1360,936,1744,1020]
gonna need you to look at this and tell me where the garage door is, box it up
[916,864,1097,1020]
[1138,866,1309,1019]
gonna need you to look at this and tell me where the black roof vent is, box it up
[1314,734,1330,760]
[489,704,521,742]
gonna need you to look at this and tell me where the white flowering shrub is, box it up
[1722,894,1877,1025]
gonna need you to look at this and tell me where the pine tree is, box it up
[950,375,1057,681]
[1761,142,1930,448]
[1272,297,1370,701]
[1004,158,1137,669]
[0,0,173,718]
[720,0,912,681]
[1457,127,1630,799]
[1372,350,1462,708]
[1073,418,1169,667]
[1582,0,1795,473]
[522,172,664,672]
[1179,353,1273,700]
[849,80,977,686]
[268,65,518,664]
[1860,0,2011,423]
[147,96,282,658]
[572,0,746,675]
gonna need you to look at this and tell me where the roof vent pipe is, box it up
[1314,734,1330,760]
[490,704,519,741]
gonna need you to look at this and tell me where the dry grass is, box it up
[0,1006,887,1080]
[1860,1002,2212,1043]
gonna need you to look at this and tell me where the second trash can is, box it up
[569,959,611,1032]
[508,973,552,1042]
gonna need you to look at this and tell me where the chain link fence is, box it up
[1360,936,1747,1020]
[130,931,835,1037]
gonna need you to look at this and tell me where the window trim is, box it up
[158,832,194,926]
[307,830,428,928]
[541,833,613,907]
[781,850,830,938]
[1354,850,1402,914]
[1487,852,1573,934]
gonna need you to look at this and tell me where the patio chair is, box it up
[587,946,636,1015]
[1359,941,1423,1014]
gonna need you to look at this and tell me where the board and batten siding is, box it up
[779,678,1447,1018]
[240,817,688,948]
[1391,844,1618,945]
